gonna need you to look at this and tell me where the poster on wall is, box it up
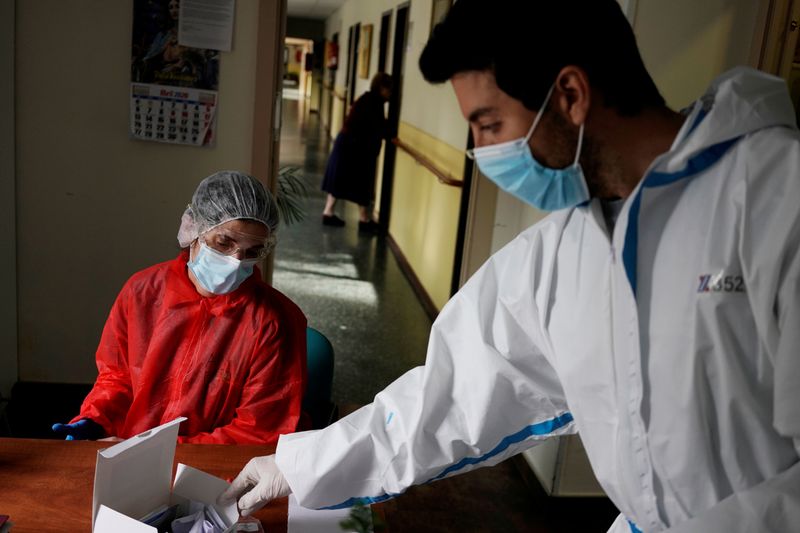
[178,0,235,52]
[326,41,339,70]
[358,24,372,79]
[129,0,221,147]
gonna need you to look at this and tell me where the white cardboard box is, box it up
[92,417,239,532]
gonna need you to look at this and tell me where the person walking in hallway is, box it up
[321,72,392,233]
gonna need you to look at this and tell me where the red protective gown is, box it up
[72,251,307,444]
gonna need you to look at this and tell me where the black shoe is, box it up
[322,214,345,227]
[358,220,381,234]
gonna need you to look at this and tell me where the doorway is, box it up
[754,0,800,123]
[378,11,392,73]
[324,32,338,134]
[377,3,409,231]
[283,37,314,104]
[346,22,361,112]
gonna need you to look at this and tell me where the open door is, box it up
[378,11,392,73]
[377,3,409,231]
[324,32,338,134]
[346,23,361,111]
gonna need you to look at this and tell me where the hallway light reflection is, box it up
[276,257,359,279]
[274,256,378,307]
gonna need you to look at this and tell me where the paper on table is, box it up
[96,506,154,533]
[172,463,239,527]
[287,494,371,533]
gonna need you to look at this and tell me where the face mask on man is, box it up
[470,84,590,211]
[188,241,258,295]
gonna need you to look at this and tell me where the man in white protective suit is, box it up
[221,1,800,531]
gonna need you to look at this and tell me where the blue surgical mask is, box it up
[188,242,258,295]
[471,85,590,211]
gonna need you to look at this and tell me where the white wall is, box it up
[326,0,395,98]
[401,0,469,151]
[0,0,17,397]
[15,0,268,383]
[324,0,469,152]
[633,0,761,108]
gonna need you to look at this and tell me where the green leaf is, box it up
[275,166,309,226]
[339,502,376,533]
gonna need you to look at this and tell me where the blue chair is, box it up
[304,327,337,429]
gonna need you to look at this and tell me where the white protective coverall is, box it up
[275,67,800,532]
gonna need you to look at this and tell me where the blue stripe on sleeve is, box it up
[628,518,644,533]
[320,411,575,510]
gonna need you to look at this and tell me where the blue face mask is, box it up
[188,242,258,295]
[471,85,590,211]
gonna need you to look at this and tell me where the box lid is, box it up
[92,417,187,527]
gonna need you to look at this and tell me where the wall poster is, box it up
[358,24,373,80]
[130,0,221,147]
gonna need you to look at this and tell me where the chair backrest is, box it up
[303,327,335,428]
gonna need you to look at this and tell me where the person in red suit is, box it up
[53,171,307,444]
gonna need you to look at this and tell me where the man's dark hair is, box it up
[419,0,664,116]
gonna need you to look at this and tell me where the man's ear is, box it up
[553,65,591,127]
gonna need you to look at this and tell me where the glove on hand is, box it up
[51,418,105,440]
[218,455,291,516]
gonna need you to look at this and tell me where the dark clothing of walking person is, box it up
[322,73,392,231]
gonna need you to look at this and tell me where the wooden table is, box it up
[0,438,286,532]
[0,437,619,532]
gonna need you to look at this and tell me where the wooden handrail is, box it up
[323,82,346,101]
[392,138,464,188]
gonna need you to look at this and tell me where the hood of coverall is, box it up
[659,66,797,173]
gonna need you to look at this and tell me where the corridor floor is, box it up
[274,96,432,406]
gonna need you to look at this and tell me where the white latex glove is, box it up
[219,455,291,516]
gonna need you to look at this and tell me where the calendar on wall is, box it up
[130,84,217,146]
[129,0,229,147]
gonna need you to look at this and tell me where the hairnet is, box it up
[177,170,279,251]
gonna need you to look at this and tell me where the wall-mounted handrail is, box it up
[392,138,464,188]
[323,82,346,101]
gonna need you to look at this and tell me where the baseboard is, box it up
[386,234,439,322]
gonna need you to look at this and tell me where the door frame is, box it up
[346,22,361,109]
[377,10,392,74]
[751,0,800,75]
[377,2,410,232]
[251,0,288,283]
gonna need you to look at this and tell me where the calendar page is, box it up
[130,0,221,147]
[130,83,217,146]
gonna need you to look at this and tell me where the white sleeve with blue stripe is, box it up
[275,227,576,510]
